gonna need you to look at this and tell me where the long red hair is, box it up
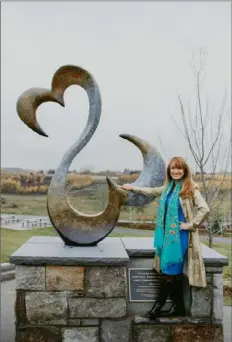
[164,157,194,198]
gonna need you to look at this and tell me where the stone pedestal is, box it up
[10,236,228,342]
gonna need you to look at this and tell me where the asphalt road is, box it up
[1,279,231,342]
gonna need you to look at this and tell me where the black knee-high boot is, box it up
[164,276,186,316]
[146,276,173,319]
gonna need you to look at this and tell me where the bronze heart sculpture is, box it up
[17,64,165,246]
[17,65,128,246]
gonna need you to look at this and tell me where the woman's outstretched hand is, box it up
[179,222,189,230]
[121,184,133,191]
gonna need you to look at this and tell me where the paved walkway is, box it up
[1,213,231,244]
[1,279,231,342]
[1,214,51,230]
[1,280,16,342]
[200,235,232,244]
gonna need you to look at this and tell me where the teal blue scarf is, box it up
[154,180,183,271]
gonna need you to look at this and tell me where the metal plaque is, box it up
[128,268,164,302]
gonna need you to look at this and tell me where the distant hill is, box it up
[1,168,34,173]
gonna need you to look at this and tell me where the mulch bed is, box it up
[223,285,232,297]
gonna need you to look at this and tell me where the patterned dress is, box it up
[162,191,189,275]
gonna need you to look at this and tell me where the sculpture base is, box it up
[10,237,227,342]
[10,236,129,265]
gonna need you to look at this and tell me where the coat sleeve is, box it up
[187,189,210,230]
[130,185,164,197]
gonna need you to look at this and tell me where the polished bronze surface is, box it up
[119,134,165,206]
[17,65,127,246]
[17,65,165,246]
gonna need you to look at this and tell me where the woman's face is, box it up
[170,163,185,180]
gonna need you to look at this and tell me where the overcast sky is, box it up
[1,2,231,172]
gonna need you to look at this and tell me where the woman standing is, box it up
[121,157,209,319]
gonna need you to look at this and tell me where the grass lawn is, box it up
[204,242,231,283]
[1,227,231,305]
[1,227,57,262]
[222,232,232,238]
[1,194,48,215]
[203,242,232,306]
[2,193,158,220]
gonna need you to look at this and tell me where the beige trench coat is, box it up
[131,183,210,288]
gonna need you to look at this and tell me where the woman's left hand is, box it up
[179,222,189,230]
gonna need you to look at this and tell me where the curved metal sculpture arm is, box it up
[119,134,166,206]
[16,65,127,246]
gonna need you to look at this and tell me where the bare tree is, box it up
[175,50,231,247]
